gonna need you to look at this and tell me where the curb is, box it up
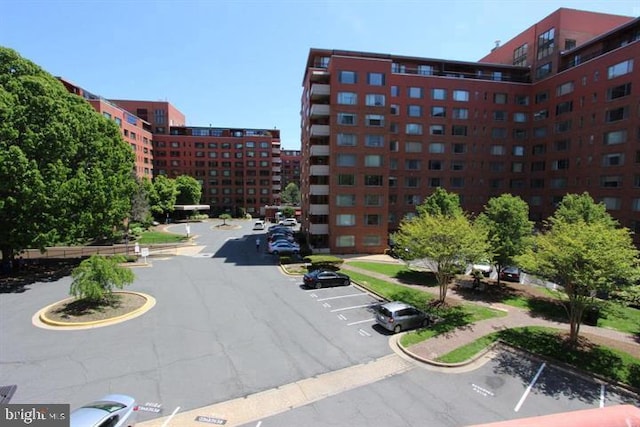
[393,333,499,368]
[36,291,156,329]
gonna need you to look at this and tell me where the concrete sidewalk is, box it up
[339,259,640,364]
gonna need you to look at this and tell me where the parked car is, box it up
[303,270,350,289]
[268,241,300,256]
[500,266,521,282]
[267,226,293,236]
[253,220,265,230]
[280,218,298,227]
[70,394,137,427]
[472,260,493,277]
[375,301,432,333]
[268,232,295,243]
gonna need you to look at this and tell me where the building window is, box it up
[365,134,384,147]
[337,133,357,146]
[493,93,507,104]
[601,197,621,210]
[405,159,421,170]
[515,95,529,105]
[489,162,505,172]
[607,83,632,100]
[555,101,573,115]
[428,142,445,154]
[535,91,549,104]
[430,125,445,135]
[534,109,549,120]
[554,139,570,151]
[537,27,555,59]
[336,214,356,226]
[535,62,552,79]
[513,129,527,139]
[391,63,406,73]
[364,175,383,186]
[452,108,469,119]
[513,145,525,156]
[364,155,383,167]
[452,143,466,154]
[453,90,469,102]
[605,106,629,123]
[338,174,355,185]
[367,72,385,86]
[608,59,633,79]
[428,160,442,170]
[364,194,382,206]
[405,123,423,135]
[339,71,357,84]
[490,145,506,155]
[407,105,422,117]
[550,178,567,188]
[405,141,422,153]
[337,113,357,125]
[391,86,399,97]
[452,125,467,136]
[365,94,386,106]
[600,175,622,188]
[555,120,572,133]
[405,195,421,205]
[429,177,441,187]
[552,159,570,170]
[533,127,547,138]
[450,177,464,188]
[602,153,624,166]
[493,111,507,121]
[337,92,357,105]
[603,130,627,145]
[513,42,528,66]
[336,154,356,166]
[512,162,524,172]
[365,114,385,127]
[336,194,356,206]
[405,177,420,188]
[491,128,507,138]
[389,140,399,152]
[408,87,423,98]
[451,160,465,171]
[431,88,447,100]
[556,81,574,96]
[336,235,355,247]
[363,235,382,246]
[364,214,382,226]
[416,65,432,75]
[513,112,528,123]
[431,106,446,117]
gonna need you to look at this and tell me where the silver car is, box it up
[70,394,137,427]
[375,301,432,333]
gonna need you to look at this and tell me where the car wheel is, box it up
[393,324,402,333]
[422,319,430,327]
[315,282,322,289]
[343,279,350,286]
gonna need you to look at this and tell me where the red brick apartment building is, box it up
[281,149,302,188]
[59,79,154,179]
[300,8,639,254]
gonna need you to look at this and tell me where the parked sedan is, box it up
[268,233,295,243]
[375,301,432,333]
[472,260,493,277]
[268,241,300,256]
[70,394,137,427]
[500,266,521,282]
[303,270,351,289]
[280,218,298,227]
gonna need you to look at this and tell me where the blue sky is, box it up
[1,0,638,149]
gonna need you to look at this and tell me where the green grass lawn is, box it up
[347,261,438,286]
[436,326,640,388]
[138,230,189,244]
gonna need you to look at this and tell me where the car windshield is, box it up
[82,401,126,413]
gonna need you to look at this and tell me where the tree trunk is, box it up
[567,297,585,346]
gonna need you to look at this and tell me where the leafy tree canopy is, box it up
[175,174,202,205]
[281,182,301,205]
[0,47,135,264]
[551,192,617,227]
[149,175,178,217]
[70,255,135,303]
[416,187,463,218]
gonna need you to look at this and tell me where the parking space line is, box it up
[347,318,376,326]
[337,314,347,321]
[322,302,331,308]
[330,304,371,312]
[514,362,546,412]
[317,293,367,302]
[161,406,180,427]
[358,329,371,337]
[600,384,605,408]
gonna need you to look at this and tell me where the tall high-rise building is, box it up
[300,8,639,254]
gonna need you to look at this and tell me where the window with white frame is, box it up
[336,214,356,226]
[513,112,528,122]
[367,72,385,86]
[452,108,469,119]
[408,86,423,98]
[336,153,356,166]
[556,81,574,96]
[337,113,356,125]
[430,124,445,135]
[365,134,384,147]
[336,235,355,247]
[339,71,357,84]
[490,145,506,155]
[602,153,624,166]
[603,130,627,145]
[364,155,383,167]
[337,92,357,105]
[407,105,422,117]
[364,194,382,206]
[405,123,423,135]
[337,133,357,146]
[453,90,469,101]
[405,141,422,153]
[608,59,633,79]
[365,94,386,106]
[363,235,382,246]
[429,142,445,153]
[432,88,447,100]
[336,194,356,206]
[365,114,385,127]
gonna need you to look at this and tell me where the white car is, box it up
[472,260,493,277]
[253,220,265,230]
[70,394,137,427]
[268,241,300,255]
[280,218,297,227]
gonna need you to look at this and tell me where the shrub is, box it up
[69,255,135,303]
[303,255,344,271]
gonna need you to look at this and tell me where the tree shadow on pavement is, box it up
[0,259,80,294]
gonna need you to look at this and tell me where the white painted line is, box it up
[358,328,371,337]
[317,293,367,302]
[256,421,262,427]
[600,384,605,408]
[330,304,371,312]
[347,318,376,326]
[322,302,331,308]
[161,406,181,427]
[514,362,546,412]
[472,383,495,397]
[337,314,347,321]
[309,292,318,298]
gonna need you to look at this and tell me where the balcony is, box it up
[310,124,330,137]
[272,165,281,172]
[310,145,330,156]
[272,175,281,181]
[272,184,281,191]
[310,104,330,117]
[310,165,329,176]
[310,184,329,195]
[310,70,330,83]
[309,223,329,234]
[310,83,330,100]
[309,204,329,215]
[272,147,281,155]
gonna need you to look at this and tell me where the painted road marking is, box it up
[337,314,347,321]
[317,293,367,302]
[330,304,371,312]
[358,328,371,337]
[161,406,180,427]
[472,384,495,397]
[322,302,331,308]
[514,362,546,412]
[309,292,318,298]
[600,384,605,408]
[347,318,376,326]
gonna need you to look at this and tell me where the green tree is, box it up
[416,187,463,217]
[130,176,153,226]
[0,47,135,268]
[517,194,640,345]
[281,182,301,205]
[476,194,533,285]
[69,255,135,303]
[175,175,202,205]
[282,206,296,218]
[219,213,232,225]
[150,175,178,220]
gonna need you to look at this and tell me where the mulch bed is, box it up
[44,292,146,323]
